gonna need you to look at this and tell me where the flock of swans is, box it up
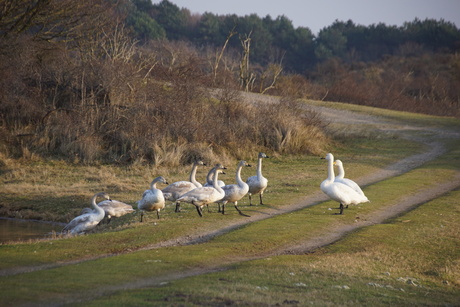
[62,152,368,235]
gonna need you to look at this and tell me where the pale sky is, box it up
[152,0,460,35]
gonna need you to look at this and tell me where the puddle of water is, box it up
[0,218,63,244]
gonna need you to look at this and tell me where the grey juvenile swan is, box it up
[63,192,109,235]
[137,176,168,221]
[162,160,206,213]
[177,164,227,217]
[246,152,269,206]
[203,165,226,187]
[217,160,251,216]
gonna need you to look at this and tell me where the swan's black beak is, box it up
[246,164,252,167]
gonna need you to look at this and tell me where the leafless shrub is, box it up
[253,97,328,155]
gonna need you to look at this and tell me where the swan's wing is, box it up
[246,175,257,185]
[101,199,132,209]
[80,207,94,215]
[98,200,133,216]
[63,213,92,232]
[177,187,217,202]
[222,184,239,198]
[141,189,151,199]
[246,176,267,194]
[220,184,248,202]
[163,181,194,191]
[162,181,196,200]
[336,178,366,197]
[328,182,365,205]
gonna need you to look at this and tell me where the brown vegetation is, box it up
[0,15,327,165]
[1,0,458,166]
[309,55,460,117]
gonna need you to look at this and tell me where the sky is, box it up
[152,0,460,35]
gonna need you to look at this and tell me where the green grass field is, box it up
[0,100,459,306]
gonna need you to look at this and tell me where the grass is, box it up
[81,189,460,307]
[0,100,459,305]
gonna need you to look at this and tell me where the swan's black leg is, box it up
[234,202,250,217]
[175,202,181,212]
[259,193,264,205]
[193,202,203,217]
[339,203,344,215]
[222,203,225,215]
[156,210,160,219]
[140,211,144,222]
[249,194,253,206]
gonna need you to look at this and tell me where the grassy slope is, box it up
[0,100,459,305]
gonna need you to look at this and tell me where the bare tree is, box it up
[239,31,256,92]
[213,26,236,84]
[260,62,284,94]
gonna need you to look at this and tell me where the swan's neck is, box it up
[150,179,159,190]
[327,158,335,182]
[336,164,344,179]
[212,170,224,193]
[256,158,263,178]
[236,164,244,187]
[190,164,201,187]
[206,168,214,184]
[91,194,105,215]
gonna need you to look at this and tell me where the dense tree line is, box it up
[126,0,460,73]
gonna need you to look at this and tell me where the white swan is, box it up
[162,160,206,212]
[320,153,368,214]
[137,176,168,221]
[217,160,251,216]
[177,164,226,217]
[246,152,269,205]
[334,159,369,202]
[63,192,109,234]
